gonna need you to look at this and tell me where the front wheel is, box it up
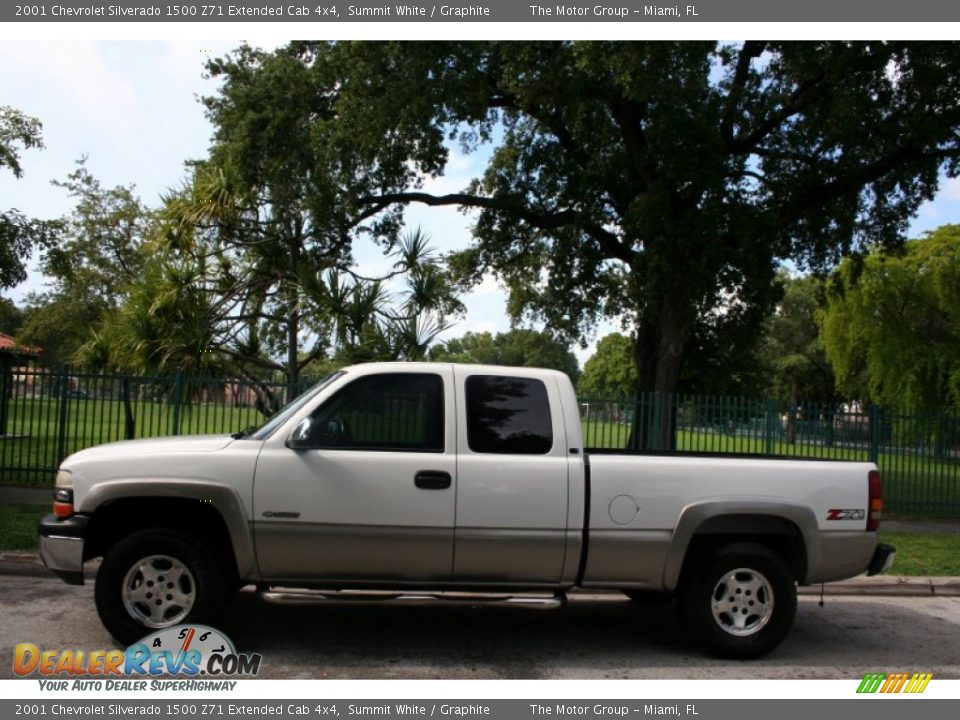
[95,529,226,645]
[678,542,797,659]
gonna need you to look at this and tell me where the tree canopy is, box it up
[11,44,960,430]
[759,273,836,403]
[263,40,960,444]
[0,106,42,179]
[429,328,579,381]
[19,160,148,365]
[0,297,22,336]
[0,106,58,292]
[820,225,960,409]
[152,45,462,395]
[578,333,637,398]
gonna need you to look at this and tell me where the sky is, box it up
[3,40,960,365]
[0,40,558,355]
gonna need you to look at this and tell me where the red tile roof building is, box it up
[0,332,40,356]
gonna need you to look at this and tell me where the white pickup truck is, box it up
[38,362,894,658]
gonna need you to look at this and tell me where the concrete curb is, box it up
[797,576,960,597]
[0,552,55,578]
[0,552,100,580]
[1,551,957,596]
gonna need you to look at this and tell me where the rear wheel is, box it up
[679,542,796,659]
[95,529,227,645]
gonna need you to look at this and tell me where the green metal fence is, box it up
[581,394,960,517]
[1,366,958,516]
[0,365,307,486]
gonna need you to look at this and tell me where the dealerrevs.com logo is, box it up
[857,672,933,694]
[14,625,261,690]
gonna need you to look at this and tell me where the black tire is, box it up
[94,528,227,646]
[678,542,797,659]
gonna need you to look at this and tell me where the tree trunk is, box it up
[286,308,299,403]
[627,292,687,452]
[285,236,302,403]
[627,324,655,451]
[121,377,136,440]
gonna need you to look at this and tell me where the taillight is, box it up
[867,469,883,531]
[53,469,74,519]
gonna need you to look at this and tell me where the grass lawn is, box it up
[0,504,956,577]
[0,396,266,486]
[0,504,45,551]
[878,532,960,577]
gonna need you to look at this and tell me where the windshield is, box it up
[247,371,346,441]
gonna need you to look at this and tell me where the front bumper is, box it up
[866,542,897,576]
[37,513,89,586]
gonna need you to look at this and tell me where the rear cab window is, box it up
[464,375,553,454]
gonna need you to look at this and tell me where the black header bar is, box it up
[6,1,960,23]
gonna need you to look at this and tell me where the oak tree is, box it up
[308,41,960,446]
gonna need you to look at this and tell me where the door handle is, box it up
[414,470,452,490]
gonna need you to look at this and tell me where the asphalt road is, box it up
[2,572,958,680]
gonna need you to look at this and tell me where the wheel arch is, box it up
[664,501,819,591]
[81,481,255,582]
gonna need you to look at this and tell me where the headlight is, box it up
[53,469,74,517]
[55,469,73,489]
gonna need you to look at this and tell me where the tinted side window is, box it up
[465,375,553,454]
[307,373,444,452]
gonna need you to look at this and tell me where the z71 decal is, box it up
[827,509,865,521]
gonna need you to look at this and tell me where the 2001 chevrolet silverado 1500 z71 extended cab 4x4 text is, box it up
[38,363,895,658]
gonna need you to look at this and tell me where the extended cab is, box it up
[38,363,895,657]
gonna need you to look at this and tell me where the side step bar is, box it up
[260,588,566,609]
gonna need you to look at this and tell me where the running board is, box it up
[260,588,566,609]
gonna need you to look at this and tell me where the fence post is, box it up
[628,394,642,451]
[0,354,11,437]
[764,399,776,456]
[869,404,880,464]
[651,391,662,451]
[55,364,70,466]
[172,369,184,436]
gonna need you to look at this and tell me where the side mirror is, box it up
[286,416,349,449]
[286,417,314,450]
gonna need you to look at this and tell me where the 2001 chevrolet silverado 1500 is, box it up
[38,363,895,657]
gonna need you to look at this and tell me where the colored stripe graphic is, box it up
[857,673,886,693]
[857,672,932,694]
[907,673,933,693]
[881,672,905,693]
